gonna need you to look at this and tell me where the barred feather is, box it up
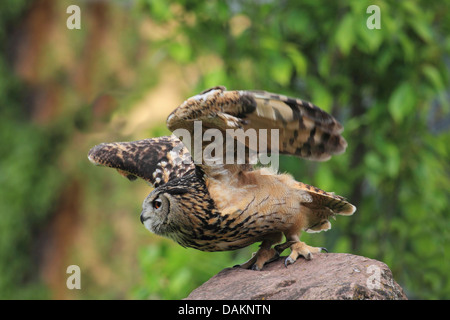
[88,136,194,187]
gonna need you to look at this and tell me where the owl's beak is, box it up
[140,210,149,224]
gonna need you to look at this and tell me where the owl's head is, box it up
[140,182,192,238]
[139,169,213,247]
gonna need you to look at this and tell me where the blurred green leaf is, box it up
[409,16,433,43]
[269,58,292,86]
[422,64,445,91]
[285,44,307,77]
[318,53,331,78]
[203,68,228,88]
[388,82,416,123]
[384,143,401,178]
[335,14,355,55]
[168,41,192,63]
[143,0,172,22]
[308,78,333,112]
[315,165,334,191]
[398,33,416,62]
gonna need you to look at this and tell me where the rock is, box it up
[185,253,407,300]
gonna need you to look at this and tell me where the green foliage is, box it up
[0,2,63,298]
[1,0,449,300]
[136,0,450,299]
[132,240,257,299]
[0,115,66,299]
[0,75,67,298]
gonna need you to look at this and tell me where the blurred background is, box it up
[0,0,448,299]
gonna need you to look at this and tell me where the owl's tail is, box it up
[296,181,356,216]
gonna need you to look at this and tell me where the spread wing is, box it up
[166,86,348,175]
[88,86,348,184]
[87,136,194,188]
[240,90,346,160]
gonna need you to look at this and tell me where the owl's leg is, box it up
[283,233,327,266]
[238,232,283,270]
[274,240,297,254]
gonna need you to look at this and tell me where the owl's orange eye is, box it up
[153,199,162,209]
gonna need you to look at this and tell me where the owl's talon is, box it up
[283,241,326,266]
[238,244,280,270]
[284,256,295,267]
[251,264,261,271]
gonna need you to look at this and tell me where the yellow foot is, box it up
[238,247,279,271]
[284,242,328,267]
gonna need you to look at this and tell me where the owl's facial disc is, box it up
[140,191,170,236]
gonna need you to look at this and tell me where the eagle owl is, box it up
[88,86,356,270]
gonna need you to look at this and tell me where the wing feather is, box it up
[240,90,347,161]
[88,86,350,184]
[166,86,348,170]
[87,136,194,187]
